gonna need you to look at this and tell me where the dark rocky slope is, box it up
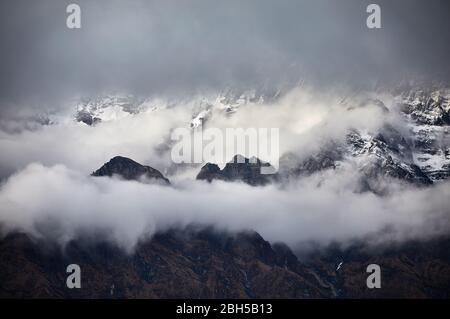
[1,231,450,298]
[0,230,329,299]
[197,155,275,186]
[92,156,170,184]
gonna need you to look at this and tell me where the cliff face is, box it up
[197,155,275,186]
[302,238,450,298]
[0,230,328,299]
[1,230,450,299]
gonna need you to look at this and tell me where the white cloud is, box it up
[0,87,392,176]
[1,162,449,252]
[0,87,448,252]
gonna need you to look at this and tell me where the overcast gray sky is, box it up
[0,0,449,106]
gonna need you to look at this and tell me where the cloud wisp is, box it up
[1,162,449,252]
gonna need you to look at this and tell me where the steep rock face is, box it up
[196,155,275,186]
[1,231,450,298]
[278,126,433,192]
[401,90,450,126]
[278,147,342,179]
[411,125,450,181]
[92,156,170,184]
[195,163,223,182]
[75,95,144,125]
[75,111,101,126]
[304,238,450,298]
[346,130,433,191]
[0,230,329,299]
[266,88,450,187]
[400,90,450,182]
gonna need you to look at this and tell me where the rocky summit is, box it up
[197,155,275,186]
[92,156,170,184]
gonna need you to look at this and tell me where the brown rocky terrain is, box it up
[0,229,329,298]
[1,229,449,298]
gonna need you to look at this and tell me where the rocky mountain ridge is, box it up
[196,155,274,186]
[73,87,450,188]
[1,229,449,298]
[91,156,170,184]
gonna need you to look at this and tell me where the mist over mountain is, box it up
[0,86,449,252]
[1,0,450,299]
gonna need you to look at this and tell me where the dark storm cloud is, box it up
[0,0,449,106]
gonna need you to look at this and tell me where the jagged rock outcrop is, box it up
[0,230,329,299]
[1,230,450,298]
[278,125,433,192]
[196,155,276,186]
[75,95,144,126]
[75,111,101,126]
[401,90,450,126]
[401,90,450,181]
[92,156,170,184]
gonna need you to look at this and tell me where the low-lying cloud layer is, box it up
[1,162,449,252]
